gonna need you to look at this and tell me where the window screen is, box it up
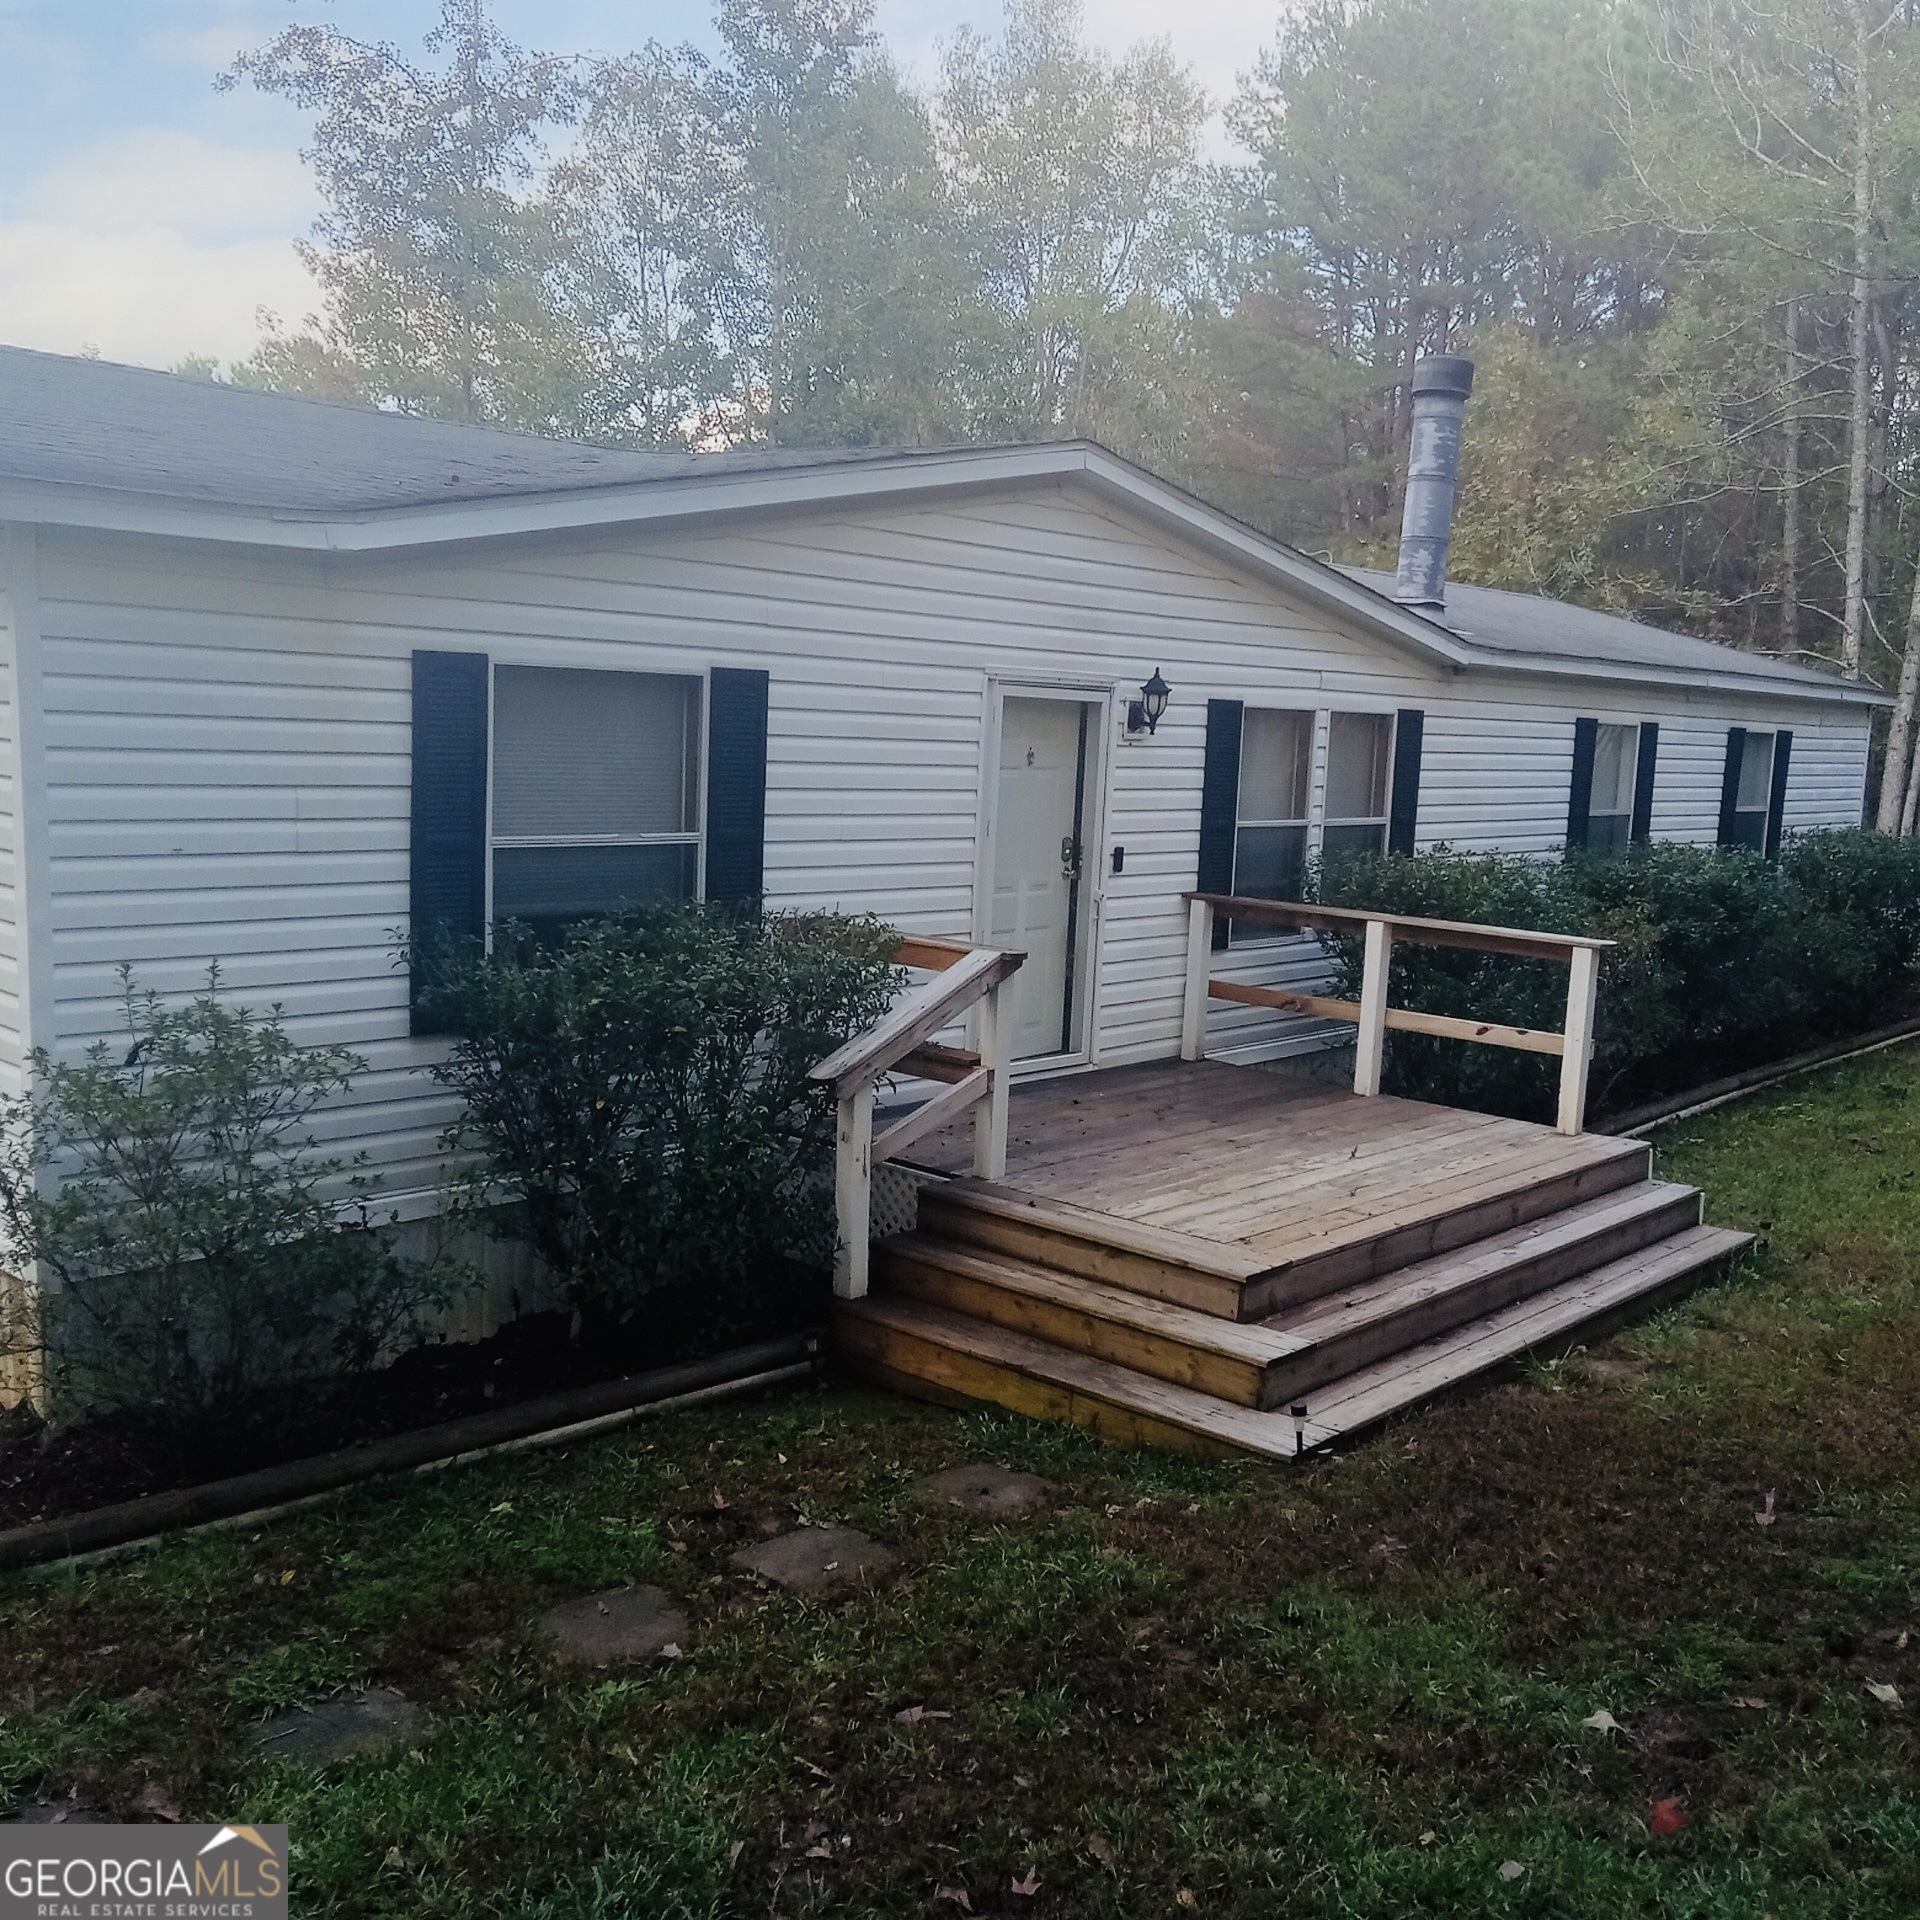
[1233,709,1312,906]
[491,666,702,930]
[1586,722,1638,855]
[1322,711,1392,860]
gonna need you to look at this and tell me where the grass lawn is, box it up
[4,1048,1919,1918]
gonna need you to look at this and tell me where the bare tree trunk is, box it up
[1904,723,1920,834]
[1781,297,1801,654]
[1842,5,1874,676]
[1878,561,1920,829]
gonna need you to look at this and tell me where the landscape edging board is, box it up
[1599,1017,1920,1136]
[0,1332,820,1575]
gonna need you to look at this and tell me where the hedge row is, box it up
[1309,830,1920,1122]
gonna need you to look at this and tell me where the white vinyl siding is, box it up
[21,486,1876,1197]
[0,534,22,1095]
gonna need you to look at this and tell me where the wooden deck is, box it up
[833,1059,1748,1457]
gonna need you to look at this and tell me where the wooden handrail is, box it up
[812,934,1025,1300]
[809,945,1022,1100]
[1180,894,1605,1134]
[1184,892,1613,962]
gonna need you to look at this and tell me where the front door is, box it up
[990,696,1093,1060]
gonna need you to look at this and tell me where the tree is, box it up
[935,0,1223,470]
[224,0,581,428]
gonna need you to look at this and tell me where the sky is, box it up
[0,0,1280,372]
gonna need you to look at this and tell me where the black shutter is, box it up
[409,649,489,1034]
[1716,727,1747,848]
[1566,716,1598,856]
[1765,729,1793,858]
[1631,721,1659,844]
[706,667,770,908]
[1387,708,1424,856]
[1197,698,1243,950]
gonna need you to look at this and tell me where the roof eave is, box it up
[0,450,1883,707]
[1450,644,1891,709]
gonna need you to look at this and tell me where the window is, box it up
[1726,730,1775,852]
[1584,723,1639,855]
[1232,708,1312,903]
[491,665,702,932]
[1321,711,1393,861]
[1227,707,1395,941]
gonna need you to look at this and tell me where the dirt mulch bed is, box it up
[0,1268,825,1534]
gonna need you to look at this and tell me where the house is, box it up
[0,346,1886,1445]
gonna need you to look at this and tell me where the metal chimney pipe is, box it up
[1393,355,1475,612]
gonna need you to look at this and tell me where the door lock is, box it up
[1060,835,1083,877]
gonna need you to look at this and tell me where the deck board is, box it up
[904,1059,1644,1269]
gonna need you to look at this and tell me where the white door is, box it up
[990,696,1091,1060]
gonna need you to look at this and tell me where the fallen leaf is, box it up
[894,1706,953,1725]
[1580,1709,1622,1735]
[1865,1681,1903,1707]
[1418,1830,1436,1846]
[279,1569,297,1585]
[1011,1867,1040,1896]
[89,1645,118,1657]
[711,1489,731,1511]
[133,1783,180,1822]
[1176,1890,1199,1908]
[935,1888,972,1911]
[1085,1834,1113,1864]
[728,1841,744,1868]
[1013,1774,1033,1788]
[1754,1490,1777,1527]
[805,1844,832,1859]
[489,1501,513,1515]
[660,1642,683,1660]
[1497,1860,1526,1881]
[1730,1696,1769,1710]
[1650,1798,1691,1836]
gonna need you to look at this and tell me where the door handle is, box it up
[1060,836,1082,876]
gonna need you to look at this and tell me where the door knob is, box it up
[1060,835,1082,876]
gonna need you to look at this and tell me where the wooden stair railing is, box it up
[809,936,1025,1298]
[1180,894,1614,1135]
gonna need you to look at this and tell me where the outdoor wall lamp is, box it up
[1127,668,1171,736]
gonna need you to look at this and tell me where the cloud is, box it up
[0,128,320,367]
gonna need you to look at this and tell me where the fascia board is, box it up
[1449,647,1890,710]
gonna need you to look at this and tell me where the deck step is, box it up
[833,1223,1750,1457]
[915,1178,1263,1319]
[1255,1180,1704,1403]
[916,1139,1654,1323]
[880,1179,1701,1410]
[877,1233,1308,1408]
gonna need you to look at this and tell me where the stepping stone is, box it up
[253,1688,421,1767]
[539,1585,689,1667]
[920,1463,1052,1514]
[731,1525,897,1593]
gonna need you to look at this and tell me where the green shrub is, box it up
[0,969,450,1435]
[420,904,903,1328]
[1310,831,1920,1121]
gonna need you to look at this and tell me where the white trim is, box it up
[978,675,1114,1069]
[4,444,1882,710]
[3,524,54,1062]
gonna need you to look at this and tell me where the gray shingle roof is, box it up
[1341,567,1863,697]
[0,344,883,511]
[0,347,1876,703]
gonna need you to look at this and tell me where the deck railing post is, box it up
[832,1082,875,1299]
[1556,944,1600,1136]
[1180,897,1214,1061]
[973,973,1012,1180]
[1352,916,1393,1098]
